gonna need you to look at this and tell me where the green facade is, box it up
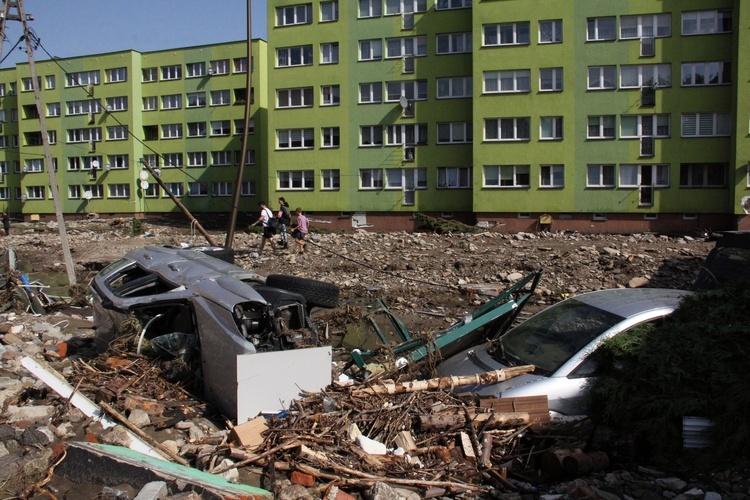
[1,1,749,232]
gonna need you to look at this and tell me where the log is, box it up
[419,412,529,431]
[562,450,594,477]
[539,447,583,480]
[479,434,493,468]
[352,366,535,396]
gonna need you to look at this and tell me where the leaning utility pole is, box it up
[1,0,77,285]
[225,0,253,249]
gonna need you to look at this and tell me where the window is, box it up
[322,127,340,148]
[107,125,128,141]
[186,62,206,78]
[24,158,45,173]
[142,68,158,82]
[682,10,732,35]
[212,182,232,197]
[161,124,182,139]
[360,169,383,189]
[681,113,731,137]
[234,88,248,104]
[620,64,671,88]
[278,170,315,190]
[106,96,127,112]
[180,93,204,110]
[387,36,427,58]
[359,39,383,61]
[106,67,127,83]
[67,128,101,143]
[587,164,616,187]
[68,157,81,171]
[278,88,314,108]
[189,182,208,197]
[540,116,563,140]
[164,183,184,197]
[437,167,471,188]
[143,154,159,168]
[141,96,157,111]
[437,122,472,144]
[26,186,46,199]
[436,33,472,54]
[437,77,472,99]
[0,83,4,96]
[588,115,616,139]
[484,117,531,141]
[210,120,231,136]
[483,165,530,187]
[386,168,427,189]
[241,181,256,197]
[47,131,57,144]
[235,150,255,165]
[211,151,232,166]
[359,0,382,18]
[321,42,339,64]
[210,59,230,75]
[321,85,340,106]
[321,1,338,21]
[45,75,55,89]
[588,66,616,90]
[620,14,671,39]
[540,165,564,188]
[360,126,383,146]
[483,70,531,93]
[66,71,100,87]
[234,119,254,135]
[187,122,207,138]
[436,0,470,9]
[483,22,530,46]
[587,17,616,41]
[107,155,128,170]
[160,153,182,168]
[46,102,60,117]
[108,184,131,198]
[621,114,670,138]
[187,152,208,167]
[619,164,669,188]
[385,0,426,15]
[233,57,248,73]
[278,128,314,149]
[386,80,427,101]
[680,163,726,188]
[22,77,41,91]
[359,82,382,103]
[681,62,731,86]
[386,124,428,146]
[322,169,340,190]
[277,45,313,67]
[0,136,7,149]
[161,65,182,80]
[276,4,312,26]
[210,90,231,106]
[539,20,562,43]
[160,94,181,110]
[540,68,563,91]
[144,184,159,198]
[66,100,101,116]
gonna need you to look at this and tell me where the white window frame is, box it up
[65,71,100,87]
[682,10,732,36]
[588,115,616,139]
[278,170,315,190]
[164,183,184,197]
[210,59,230,75]
[358,0,382,18]
[483,70,531,94]
[437,166,471,189]
[321,42,339,64]
[679,163,726,188]
[186,62,206,78]
[277,128,315,150]
[106,96,128,112]
[386,80,427,101]
[276,4,313,26]
[161,94,182,110]
[359,82,383,104]
[142,68,158,82]
[587,164,616,187]
[321,169,340,190]
[539,68,563,91]
[437,122,472,144]
[386,168,427,190]
[211,151,233,166]
[322,127,340,148]
[161,124,182,139]
[276,45,314,67]
[320,1,338,22]
[620,114,670,138]
[385,124,428,146]
[437,77,472,99]
[210,90,231,106]
[619,14,671,39]
[277,88,314,109]
[107,154,128,170]
[233,57,248,73]
[359,39,383,61]
[106,67,127,83]
[436,0,470,9]
[483,22,531,46]
[484,117,531,141]
[359,169,383,190]
[321,85,340,106]
[26,186,46,199]
[160,65,182,81]
[360,126,383,146]
[106,125,128,141]
[540,165,564,188]
[540,116,564,140]
[384,0,426,15]
[387,36,427,58]
[619,164,669,188]
[620,64,671,88]
[681,61,731,86]
[212,182,233,197]
[539,19,562,43]
[187,122,207,138]
[588,66,617,90]
[436,33,472,54]
[186,92,206,108]
[163,153,183,168]
[241,181,256,197]
[187,152,207,167]
[210,121,231,136]
[45,75,56,89]
[142,97,158,111]
[483,165,531,188]
[681,113,731,137]
[189,182,209,197]
[46,102,61,117]
[108,184,131,199]
[587,17,616,41]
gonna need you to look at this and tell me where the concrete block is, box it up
[134,480,168,500]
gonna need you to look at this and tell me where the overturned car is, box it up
[90,245,339,420]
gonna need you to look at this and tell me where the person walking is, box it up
[290,207,309,254]
[249,201,277,254]
[1,212,9,236]
[277,197,291,249]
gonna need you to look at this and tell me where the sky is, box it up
[0,0,268,68]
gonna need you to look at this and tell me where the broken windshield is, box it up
[495,299,623,375]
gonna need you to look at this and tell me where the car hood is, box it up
[437,342,546,397]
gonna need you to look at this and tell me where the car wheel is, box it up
[265,275,339,309]
[188,246,235,264]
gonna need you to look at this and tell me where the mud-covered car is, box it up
[695,231,750,290]
[90,245,339,419]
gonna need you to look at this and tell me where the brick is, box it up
[290,471,315,488]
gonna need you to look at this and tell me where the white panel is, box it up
[236,346,332,423]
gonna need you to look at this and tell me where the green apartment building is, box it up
[0,0,749,233]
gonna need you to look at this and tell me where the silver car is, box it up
[437,288,692,417]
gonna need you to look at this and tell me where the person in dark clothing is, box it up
[1,212,9,236]
[277,197,291,249]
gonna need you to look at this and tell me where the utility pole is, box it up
[225,0,252,249]
[1,0,77,285]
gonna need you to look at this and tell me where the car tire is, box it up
[265,274,339,309]
[188,246,235,264]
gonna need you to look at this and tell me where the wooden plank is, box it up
[479,395,550,425]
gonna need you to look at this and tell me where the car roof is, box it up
[570,288,692,319]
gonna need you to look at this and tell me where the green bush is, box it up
[588,287,750,464]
